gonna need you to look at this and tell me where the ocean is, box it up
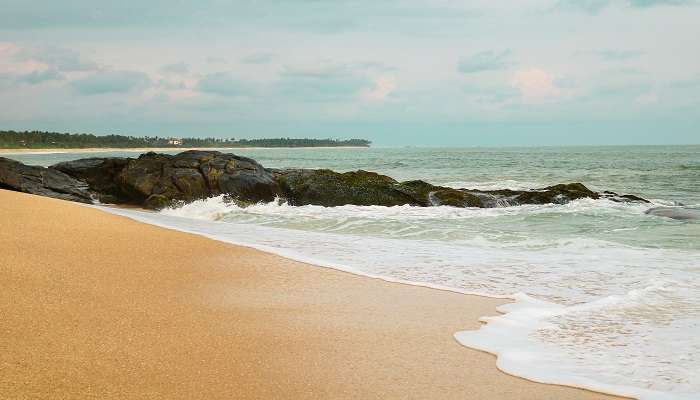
[10,145,700,399]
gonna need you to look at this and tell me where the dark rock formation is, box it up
[273,170,491,208]
[463,184,651,207]
[272,169,644,209]
[274,169,419,207]
[461,183,599,207]
[394,180,483,207]
[599,191,650,204]
[54,150,281,208]
[0,157,93,203]
[0,150,652,210]
[511,183,598,204]
[51,157,129,204]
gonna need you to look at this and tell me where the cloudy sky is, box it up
[1,0,698,146]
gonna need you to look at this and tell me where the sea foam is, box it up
[99,196,700,400]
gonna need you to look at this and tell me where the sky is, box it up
[0,0,698,146]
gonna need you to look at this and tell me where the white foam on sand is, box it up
[98,197,700,400]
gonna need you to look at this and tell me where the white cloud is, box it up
[0,42,17,56]
[363,76,397,101]
[511,68,561,101]
[0,42,48,75]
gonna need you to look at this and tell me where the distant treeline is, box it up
[0,130,371,149]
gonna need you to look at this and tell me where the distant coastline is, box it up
[0,146,369,155]
[0,130,371,150]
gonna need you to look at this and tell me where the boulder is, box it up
[52,157,129,203]
[0,157,93,203]
[510,183,599,205]
[275,169,419,207]
[53,150,281,209]
[393,180,435,206]
[428,188,483,207]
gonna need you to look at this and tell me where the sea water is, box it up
[11,145,700,399]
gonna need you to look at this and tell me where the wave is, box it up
[161,194,654,222]
[99,198,700,400]
[456,280,700,400]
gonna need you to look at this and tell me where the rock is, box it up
[0,157,93,203]
[452,183,651,207]
[645,207,700,220]
[54,150,281,209]
[428,188,483,207]
[599,191,650,203]
[2,150,652,210]
[144,194,174,210]
[464,191,517,208]
[275,169,419,207]
[171,168,208,198]
[511,183,599,205]
[393,180,435,206]
[274,171,488,208]
[52,157,129,202]
[392,180,482,207]
[618,194,650,203]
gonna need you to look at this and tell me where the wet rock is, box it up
[465,191,517,208]
[511,183,599,205]
[275,169,419,207]
[393,180,435,206]
[428,188,483,207]
[274,171,486,208]
[52,157,129,202]
[599,191,650,203]
[54,150,281,209]
[3,151,652,210]
[144,194,174,210]
[0,157,93,203]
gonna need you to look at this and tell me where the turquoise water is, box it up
[8,145,700,399]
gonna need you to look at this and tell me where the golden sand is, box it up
[0,189,624,399]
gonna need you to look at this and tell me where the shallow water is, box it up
[11,145,700,399]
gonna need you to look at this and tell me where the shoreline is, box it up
[0,146,369,155]
[1,189,625,399]
[104,204,645,400]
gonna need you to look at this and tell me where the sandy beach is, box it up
[0,189,624,399]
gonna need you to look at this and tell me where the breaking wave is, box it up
[100,194,700,400]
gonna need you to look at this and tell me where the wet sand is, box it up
[0,189,624,399]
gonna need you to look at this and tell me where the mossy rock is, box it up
[430,189,483,207]
[394,180,436,206]
[143,194,174,210]
[277,169,419,207]
[514,182,599,205]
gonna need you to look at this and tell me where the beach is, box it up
[0,189,623,399]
